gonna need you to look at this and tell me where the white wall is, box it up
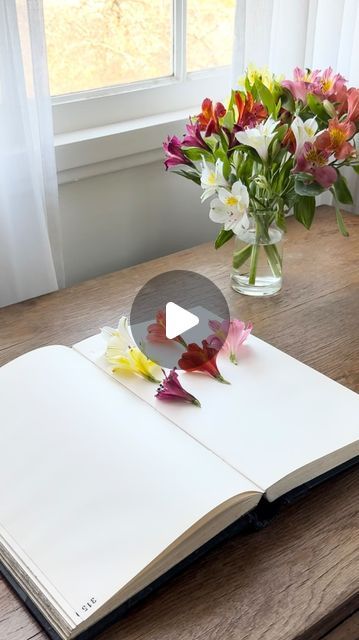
[59,162,216,287]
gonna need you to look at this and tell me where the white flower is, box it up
[235,117,279,161]
[291,115,318,156]
[101,316,135,353]
[200,158,227,202]
[209,180,249,235]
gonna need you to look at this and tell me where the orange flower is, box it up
[197,98,226,136]
[315,118,356,160]
[234,91,267,130]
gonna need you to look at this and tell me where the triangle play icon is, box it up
[165,302,199,340]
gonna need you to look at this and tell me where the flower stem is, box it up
[264,244,282,278]
[248,243,259,285]
[232,243,252,269]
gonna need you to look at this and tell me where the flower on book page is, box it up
[102,316,162,383]
[207,319,253,365]
[178,340,229,384]
[156,369,201,407]
[101,315,136,351]
[146,309,187,348]
[110,347,162,383]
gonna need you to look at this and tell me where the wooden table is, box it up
[0,205,358,640]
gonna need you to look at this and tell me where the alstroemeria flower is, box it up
[234,91,267,131]
[183,120,209,150]
[344,87,359,122]
[178,340,229,384]
[293,142,337,188]
[156,369,201,407]
[291,116,318,156]
[238,64,282,93]
[236,117,279,161]
[200,158,227,201]
[163,135,192,170]
[147,309,187,348]
[315,117,356,160]
[197,98,226,136]
[207,319,253,364]
[103,316,162,383]
[110,347,162,383]
[101,316,135,351]
[209,180,249,235]
[313,67,347,101]
[282,67,320,103]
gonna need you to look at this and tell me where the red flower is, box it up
[155,369,201,406]
[196,98,226,136]
[147,309,187,347]
[163,135,192,170]
[282,126,296,154]
[294,142,337,188]
[315,118,356,160]
[178,340,229,383]
[234,91,267,130]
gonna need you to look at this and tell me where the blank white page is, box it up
[75,332,359,500]
[0,346,259,626]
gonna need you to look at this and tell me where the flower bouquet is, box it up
[163,66,359,296]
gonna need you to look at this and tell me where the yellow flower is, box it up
[238,63,283,93]
[102,316,162,383]
[110,346,162,383]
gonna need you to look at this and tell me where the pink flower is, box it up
[155,369,201,407]
[282,67,320,103]
[163,135,192,170]
[207,319,253,365]
[313,67,347,101]
[293,141,337,188]
[315,117,356,160]
[345,87,359,122]
[183,120,209,149]
[147,309,187,347]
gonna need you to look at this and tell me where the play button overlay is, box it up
[130,270,230,370]
[165,302,199,339]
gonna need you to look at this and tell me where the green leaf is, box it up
[331,190,349,237]
[172,169,201,185]
[182,147,212,162]
[275,123,288,142]
[352,164,359,174]
[281,87,295,113]
[293,196,316,230]
[232,244,252,269]
[333,172,353,205]
[306,93,330,122]
[294,177,324,196]
[255,79,276,116]
[215,228,234,249]
[221,109,235,131]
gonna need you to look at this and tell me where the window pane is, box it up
[187,0,236,72]
[43,0,173,96]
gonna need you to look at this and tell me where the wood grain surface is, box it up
[0,205,358,640]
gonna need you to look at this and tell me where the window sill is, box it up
[55,106,197,184]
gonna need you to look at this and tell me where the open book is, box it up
[0,331,358,640]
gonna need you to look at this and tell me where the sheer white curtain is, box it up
[232,0,359,210]
[0,0,64,308]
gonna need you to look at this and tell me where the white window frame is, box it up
[52,0,233,182]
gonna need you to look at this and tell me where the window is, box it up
[45,0,237,181]
[44,0,235,96]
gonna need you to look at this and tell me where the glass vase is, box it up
[231,213,284,296]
